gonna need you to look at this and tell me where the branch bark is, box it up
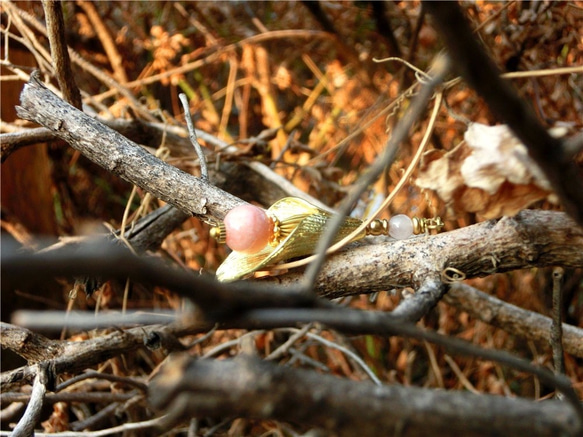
[148,353,580,437]
[274,210,583,298]
[16,72,242,221]
[0,322,64,363]
[444,282,583,358]
[41,0,82,110]
[0,322,202,391]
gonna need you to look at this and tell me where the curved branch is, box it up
[10,363,47,437]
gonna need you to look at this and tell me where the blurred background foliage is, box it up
[1,1,582,433]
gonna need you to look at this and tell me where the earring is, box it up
[211,197,443,282]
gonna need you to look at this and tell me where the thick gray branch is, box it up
[149,354,580,437]
[274,210,583,298]
[16,71,242,221]
[0,123,306,206]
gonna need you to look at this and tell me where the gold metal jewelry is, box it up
[211,197,444,282]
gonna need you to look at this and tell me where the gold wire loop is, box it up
[440,267,466,283]
[412,216,444,234]
[426,216,445,231]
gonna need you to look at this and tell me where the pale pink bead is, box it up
[223,204,272,253]
[388,214,414,240]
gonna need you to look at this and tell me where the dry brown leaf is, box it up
[416,123,555,219]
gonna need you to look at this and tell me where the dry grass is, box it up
[1,1,582,435]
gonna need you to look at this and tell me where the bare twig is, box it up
[551,267,565,377]
[1,391,136,405]
[10,310,180,331]
[55,370,147,393]
[265,324,313,360]
[0,414,173,437]
[69,402,120,432]
[10,363,47,437]
[179,93,208,180]
[41,0,82,109]
[302,330,382,386]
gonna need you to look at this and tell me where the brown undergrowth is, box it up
[1,1,582,435]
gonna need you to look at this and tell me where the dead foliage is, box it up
[1,1,582,436]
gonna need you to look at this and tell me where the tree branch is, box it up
[149,354,580,437]
[41,0,82,110]
[3,209,581,314]
[391,276,447,322]
[444,282,583,359]
[274,210,583,298]
[0,322,203,391]
[16,72,242,221]
[0,322,64,363]
[0,122,310,207]
[10,363,47,437]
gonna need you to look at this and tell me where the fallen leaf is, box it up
[416,123,555,219]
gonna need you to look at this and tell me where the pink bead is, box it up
[388,214,414,240]
[223,204,272,253]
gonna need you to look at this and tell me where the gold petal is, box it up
[216,197,365,282]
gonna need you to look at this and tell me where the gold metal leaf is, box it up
[215,197,364,282]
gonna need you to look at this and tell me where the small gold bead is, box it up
[210,223,226,244]
[412,217,422,235]
[366,219,389,236]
